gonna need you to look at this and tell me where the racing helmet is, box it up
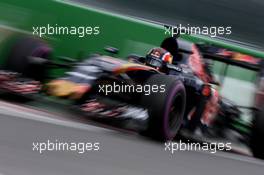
[145,47,173,69]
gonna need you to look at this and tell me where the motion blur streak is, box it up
[73,0,264,48]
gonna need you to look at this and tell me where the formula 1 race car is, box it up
[44,37,225,141]
[0,36,218,141]
[0,37,187,141]
[1,36,264,159]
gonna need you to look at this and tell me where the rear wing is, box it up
[175,40,262,72]
[197,44,261,72]
[163,24,264,60]
[196,44,263,84]
[160,24,263,73]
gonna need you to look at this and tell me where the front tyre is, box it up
[141,74,186,141]
[250,106,264,159]
[5,36,52,81]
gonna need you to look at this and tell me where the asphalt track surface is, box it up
[74,0,264,49]
[0,100,264,175]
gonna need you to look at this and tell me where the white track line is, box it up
[0,101,112,133]
[1,101,264,164]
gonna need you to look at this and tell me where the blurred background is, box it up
[74,0,264,48]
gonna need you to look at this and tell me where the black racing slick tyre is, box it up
[5,37,52,81]
[250,107,264,159]
[141,74,186,141]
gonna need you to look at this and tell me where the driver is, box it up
[145,47,173,70]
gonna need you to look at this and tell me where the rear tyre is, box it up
[141,74,186,141]
[250,107,264,159]
[5,37,52,81]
